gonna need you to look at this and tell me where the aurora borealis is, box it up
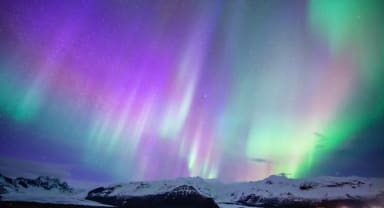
[0,0,383,184]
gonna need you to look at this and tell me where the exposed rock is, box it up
[299,181,319,190]
[86,185,219,208]
[0,174,73,194]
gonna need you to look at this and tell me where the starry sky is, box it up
[0,0,383,185]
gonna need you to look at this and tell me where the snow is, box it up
[1,174,384,207]
[94,176,213,198]
[212,175,384,203]
[0,174,111,206]
[89,175,384,205]
[1,189,112,206]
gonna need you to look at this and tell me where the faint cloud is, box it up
[314,132,326,140]
[314,132,328,150]
[251,158,271,163]
[278,172,291,177]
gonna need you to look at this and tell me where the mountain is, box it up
[0,174,73,194]
[1,173,384,207]
[86,177,218,208]
[215,175,384,207]
[0,174,108,206]
[86,175,384,208]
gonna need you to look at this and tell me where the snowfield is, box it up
[0,174,110,206]
[1,191,111,206]
[88,175,384,202]
[1,174,384,207]
[85,175,384,207]
[213,175,384,202]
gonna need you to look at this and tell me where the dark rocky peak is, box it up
[0,173,73,193]
[169,185,200,196]
[33,176,71,191]
[87,186,116,198]
[0,174,14,185]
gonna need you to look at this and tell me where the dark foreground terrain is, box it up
[1,200,383,208]
[0,201,112,208]
[0,201,218,208]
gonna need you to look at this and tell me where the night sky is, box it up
[0,0,383,186]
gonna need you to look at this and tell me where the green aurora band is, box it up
[0,0,383,181]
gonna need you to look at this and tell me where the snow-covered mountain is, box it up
[0,174,73,194]
[0,174,109,206]
[215,175,384,207]
[1,173,384,207]
[86,175,384,207]
[86,177,219,207]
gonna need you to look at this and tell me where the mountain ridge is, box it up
[1,173,383,208]
[0,174,73,193]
